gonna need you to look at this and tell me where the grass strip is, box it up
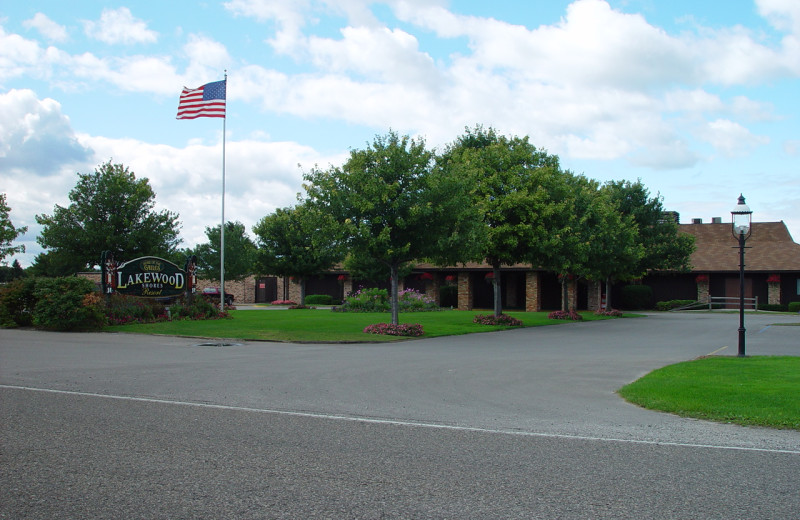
[106,309,626,342]
[618,356,800,430]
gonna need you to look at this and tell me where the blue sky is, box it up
[2,0,799,267]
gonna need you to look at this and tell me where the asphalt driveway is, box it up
[2,311,799,518]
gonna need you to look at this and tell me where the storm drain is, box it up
[195,342,243,347]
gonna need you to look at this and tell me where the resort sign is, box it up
[102,252,197,299]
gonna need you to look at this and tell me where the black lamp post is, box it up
[731,194,752,357]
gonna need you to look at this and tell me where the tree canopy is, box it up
[34,161,181,275]
[303,131,485,324]
[604,180,695,274]
[441,126,568,315]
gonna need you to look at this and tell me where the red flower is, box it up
[766,274,781,283]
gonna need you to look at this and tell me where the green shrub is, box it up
[305,294,333,305]
[341,287,389,312]
[757,303,787,312]
[621,285,653,310]
[789,302,800,313]
[169,297,225,320]
[32,277,106,331]
[655,299,696,311]
[337,287,440,313]
[0,277,37,328]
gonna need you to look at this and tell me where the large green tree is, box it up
[442,127,571,315]
[0,193,27,264]
[304,131,485,325]
[253,204,343,305]
[34,161,181,275]
[191,221,257,282]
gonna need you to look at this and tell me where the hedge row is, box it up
[0,276,227,331]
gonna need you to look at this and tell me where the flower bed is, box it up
[271,299,297,306]
[472,314,523,326]
[363,323,424,337]
[547,310,583,321]
[594,308,623,317]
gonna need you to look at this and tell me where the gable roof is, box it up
[680,221,800,272]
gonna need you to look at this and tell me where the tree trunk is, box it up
[605,276,613,310]
[493,264,502,317]
[561,277,568,311]
[390,264,400,326]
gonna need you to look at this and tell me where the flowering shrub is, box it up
[272,299,297,306]
[548,310,583,321]
[104,294,169,325]
[363,323,424,337]
[594,308,623,317]
[337,287,440,313]
[168,297,229,320]
[473,314,523,326]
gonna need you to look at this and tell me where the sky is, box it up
[2,0,799,267]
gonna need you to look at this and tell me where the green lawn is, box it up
[618,356,800,430]
[106,308,620,342]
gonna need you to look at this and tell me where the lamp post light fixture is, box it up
[731,194,753,357]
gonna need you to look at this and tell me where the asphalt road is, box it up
[2,311,799,519]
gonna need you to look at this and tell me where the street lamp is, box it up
[731,194,752,357]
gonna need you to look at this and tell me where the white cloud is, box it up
[83,7,158,45]
[698,119,770,156]
[23,13,69,43]
[0,89,92,175]
[756,0,800,35]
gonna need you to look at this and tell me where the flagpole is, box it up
[220,71,227,310]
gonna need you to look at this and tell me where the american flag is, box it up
[176,80,226,119]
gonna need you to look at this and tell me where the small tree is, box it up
[603,180,695,308]
[253,204,343,305]
[191,221,257,282]
[35,161,181,275]
[0,193,27,264]
[304,131,485,325]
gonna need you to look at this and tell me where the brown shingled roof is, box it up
[680,221,800,273]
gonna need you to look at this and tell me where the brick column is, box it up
[567,279,578,310]
[525,271,540,312]
[288,278,301,303]
[457,272,473,310]
[696,280,709,302]
[768,282,780,305]
[427,276,441,305]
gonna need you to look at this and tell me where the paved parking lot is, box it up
[2,312,799,518]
